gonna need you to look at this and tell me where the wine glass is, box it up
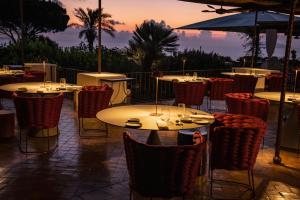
[177,103,186,119]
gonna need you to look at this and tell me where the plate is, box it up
[127,118,140,123]
[17,87,27,92]
[193,119,210,124]
[181,117,193,123]
[125,122,142,128]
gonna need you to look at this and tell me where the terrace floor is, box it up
[0,98,299,200]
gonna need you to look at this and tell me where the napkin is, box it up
[156,120,168,130]
[66,86,82,90]
[190,114,214,119]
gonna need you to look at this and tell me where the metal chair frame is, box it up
[19,126,59,153]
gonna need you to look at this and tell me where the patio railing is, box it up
[56,67,296,102]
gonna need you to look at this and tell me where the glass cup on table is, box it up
[193,72,197,81]
[45,81,52,91]
[177,103,186,119]
[160,106,170,123]
[60,78,66,88]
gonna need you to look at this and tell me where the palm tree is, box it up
[72,8,115,51]
[127,20,179,71]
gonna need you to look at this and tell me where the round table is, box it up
[0,70,24,76]
[158,75,209,82]
[0,82,82,94]
[221,72,265,78]
[96,104,214,145]
[255,91,300,150]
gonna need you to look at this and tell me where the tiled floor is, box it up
[0,98,299,200]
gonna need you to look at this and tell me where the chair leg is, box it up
[47,129,50,152]
[25,129,28,153]
[105,123,109,137]
[210,169,213,198]
[78,118,81,136]
[251,169,255,199]
[56,126,59,148]
[297,134,300,156]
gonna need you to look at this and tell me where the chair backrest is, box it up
[209,78,234,100]
[225,93,269,121]
[210,113,266,170]
[265,74,282,91]
[123,132,205,198]
[23,71,45,82]
[78,85,113,118]
[173,81,207,106]
[233,75,258,93]
[13,93,64,129]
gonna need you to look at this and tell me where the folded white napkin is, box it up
[190,114,214,119]
[156,120,168,130]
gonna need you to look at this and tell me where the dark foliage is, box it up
[0,0,69,43]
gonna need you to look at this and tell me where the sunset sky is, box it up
[60,0,229,38]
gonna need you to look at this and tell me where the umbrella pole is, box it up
[251,11,258,68]
[98,0,102,73]
[273,0,297,164]
[19,0,24,65]
[254,28,260,66]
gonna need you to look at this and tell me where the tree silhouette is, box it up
[71,8,115,51]
[0,0,69,43]
[127,20,179,71]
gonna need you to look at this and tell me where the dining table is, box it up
[0,82,82,94]
[255,91,300,150]
[96,104,214,145]
[158,75,209,82]
[0,70,24,76]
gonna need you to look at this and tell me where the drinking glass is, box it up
[185,73,190,81]
[60,78,66,88]
[193,72,197,80]
[45,81,52,91]
[161,106,170,122]
[177,103,186,119]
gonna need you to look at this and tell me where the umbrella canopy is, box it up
[179,0,300,14]
[178,11,300,34]
[179,0,299,164]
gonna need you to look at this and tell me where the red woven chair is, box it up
[225,93,269,121]
[23,71,45,82]
[210,113,267,198]
[173,81,207,109]
[123,132,206,199]
[78,85,113,136]
[13,92,64,153]
[297,104,300,155]
[233,75,258,93]
[208,78,234,110]
[265,73,282,91]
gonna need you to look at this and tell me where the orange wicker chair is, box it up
[78,85,113,136]
[13,92,64,153]
[123,132,206,199]
[173,81,207,109]
[209,113,267,198]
